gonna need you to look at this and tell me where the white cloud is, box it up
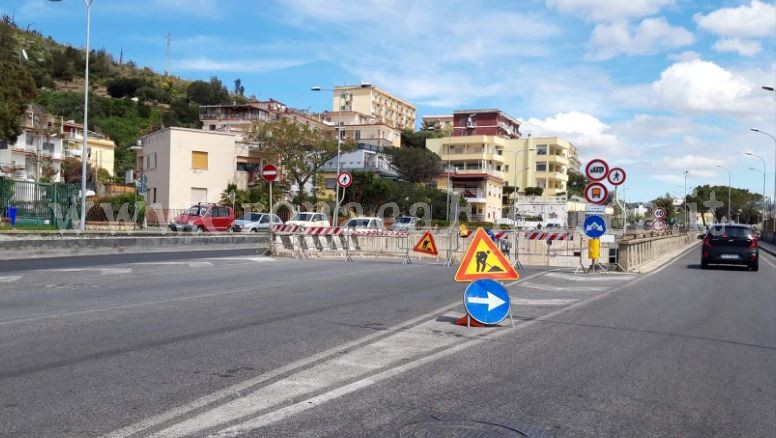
[713,38,762,56]
[651,59,756,113]
[694,0,776,38]
[587,17,694,61]
[658,154,726,177]
[521,111,626,160]
[176,57,310,73]
[546,0,674,22]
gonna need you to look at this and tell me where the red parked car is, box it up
[169,203,235,232]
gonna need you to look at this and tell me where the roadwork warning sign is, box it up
[455,228,519,282]
[413,231,439,256]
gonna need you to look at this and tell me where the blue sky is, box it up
[3,0,775,202]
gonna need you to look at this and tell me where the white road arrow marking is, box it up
[466,292,506,311]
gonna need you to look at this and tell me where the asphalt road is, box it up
[0,246,774,437]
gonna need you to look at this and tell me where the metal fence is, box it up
[0,177,81,228]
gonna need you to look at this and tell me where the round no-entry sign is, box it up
[585,159,609,182]
[261,164,278,182]
[337,171,353,188]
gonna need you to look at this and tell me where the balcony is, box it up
[543,154,569,166]
[535,170,568,182]
[451,188,487,203]
[447,168,504,181]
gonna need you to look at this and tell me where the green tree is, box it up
[0,23,36,143]
[525,187,544,196]
[686,185,763,225]
[186,77,230,105]
[247,118,355,202]
[400,128,447,148]
[567,170,587,197]
[386,146,442,183]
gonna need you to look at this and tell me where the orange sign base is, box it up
[454,314,486,327]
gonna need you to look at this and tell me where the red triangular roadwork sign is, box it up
[454,227,519,282]
[412,231,439,256]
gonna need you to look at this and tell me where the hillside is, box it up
[1,16,247,180]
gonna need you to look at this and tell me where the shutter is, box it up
[192,151,208,170]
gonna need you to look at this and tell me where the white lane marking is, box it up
[512,298,578,306]
[544,272,636,282]
[104,270,559,438]
[53,268,133,275]
[760,252,776,270]
[519,281,606,292]
[132,261,213,268]
[207,244,693,437]
[209,257,276,263]
[0,276,21,283]
[148,313,485,438]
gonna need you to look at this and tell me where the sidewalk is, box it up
[759,239,776,257]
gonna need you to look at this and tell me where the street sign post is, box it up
[583,215,607,238]
[585,159,609,181]
[607,167,626,186]
[261,164,278,182]
[585,204,606,214]
[262,164,279,255]
[463,279,511,325]
[584,182,609,205]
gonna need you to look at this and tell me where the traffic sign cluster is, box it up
[583,158,626,205]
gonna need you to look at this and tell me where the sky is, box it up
[3,0,775,203]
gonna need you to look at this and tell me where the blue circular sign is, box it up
[463,279,511,325]
[583,215,607,239]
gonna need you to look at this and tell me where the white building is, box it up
[0,108,64,182]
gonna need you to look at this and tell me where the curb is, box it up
[759,242,776,257]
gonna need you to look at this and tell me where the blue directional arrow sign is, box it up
[463,279,511,325]
[583,215,607,238]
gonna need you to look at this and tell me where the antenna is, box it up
[164,33,172,75]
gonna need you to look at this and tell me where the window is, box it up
[325,178,336,189]
[536,162,547,172]
[145,153,157,170]
[0,140,7,150]
[26,135,34,146]
[191,188,208,204]
[42,142,55,153]
[192,151,208,170]
[355,130,361,140]
[152,188,157,203]
[536,145,548,155]
[314,214,326,222]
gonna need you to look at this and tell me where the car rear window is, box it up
[709,226,752,238]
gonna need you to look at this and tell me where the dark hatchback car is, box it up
[700,224,759,271]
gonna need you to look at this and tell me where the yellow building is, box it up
[333,84,416,130]
[62,121,116,176]
[426,136,508,222]
[503,136,578,196]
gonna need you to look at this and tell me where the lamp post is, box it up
[311,84,372,225]
[49,0,92,232]
[683,171,689,228]
[745,152,767,229]
[750,128,776,236]
[716,164,731,223]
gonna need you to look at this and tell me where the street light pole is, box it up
[716,164,731,223]
[49,0,93,232]
[750,128,776,236]
[683,170,689,227]
[745,152,767,229]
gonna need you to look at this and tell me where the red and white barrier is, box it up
[271,225,300,234]
[524,231,574,241]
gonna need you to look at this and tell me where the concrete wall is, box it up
[617,232,696,271]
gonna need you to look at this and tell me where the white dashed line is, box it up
[0,276,21,283]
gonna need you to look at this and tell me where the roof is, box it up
[453,109,521,126]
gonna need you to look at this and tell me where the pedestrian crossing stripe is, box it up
[455,227,519,282]
[412,231,439,256]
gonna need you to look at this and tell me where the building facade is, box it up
[61,121,116,177]
[421,115,453,132]
[333,84,416,130]
[138,128,241,214]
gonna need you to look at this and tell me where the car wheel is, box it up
[251,228,258,232]
[750,262,759,272]
[196,225,205,234]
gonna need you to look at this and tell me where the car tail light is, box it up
[703,237,712,248]
[749,238,757,249]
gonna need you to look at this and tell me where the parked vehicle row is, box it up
[168,205,423,233]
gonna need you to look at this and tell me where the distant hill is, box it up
[1,16,249,180]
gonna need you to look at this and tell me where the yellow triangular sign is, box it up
[455,227,519,282]
[413,231,439,256]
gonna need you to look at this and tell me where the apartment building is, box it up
[333,84,416,130]
[421,115,453,132]
[425,109,580,222]
[199,99,330,138]
[0,107,64,182]
[138,128,246,214]
[61,120,116,177]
